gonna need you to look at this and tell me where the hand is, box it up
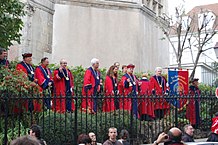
[156,132,169,144]
[59,67,63,72]
[70,87,74,93]
[56,74,61,80]
[48,82,52,86]
[127,78,130,82]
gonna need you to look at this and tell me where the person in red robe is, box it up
[81,58,101,113]
[138,73,155,121]
[186,78,200,128]
[102,65,119,112]
[53,59,75,113]
[15,53,36,112]
[207,112,218,142]
[118,65,127,96]
[150,67,170,119]
[120,64,139,118]
[34,57,53,111]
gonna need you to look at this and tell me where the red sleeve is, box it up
[35,67,46,86]
[149,77,155,91]
[53,69,60,82]
[16,63,28,75]
[104,76,113,96]
[83,69,92,87]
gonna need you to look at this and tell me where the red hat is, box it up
[22,53,32,59]
[127,64,135,69]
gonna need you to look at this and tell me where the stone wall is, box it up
[8,0,55,64]
[53,0,169,71]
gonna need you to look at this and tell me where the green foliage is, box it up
[0,115,30,145]
[198,83,216,92]
[38,110,140,145]
[0,0,25,48]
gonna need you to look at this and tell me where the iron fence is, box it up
[0,91,217,145]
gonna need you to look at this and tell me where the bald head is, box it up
[168,127,182,143]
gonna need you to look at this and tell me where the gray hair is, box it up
[91,58,99,65]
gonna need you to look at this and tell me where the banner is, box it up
[168,70,189,109]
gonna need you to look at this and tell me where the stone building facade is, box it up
[9,0,169,72]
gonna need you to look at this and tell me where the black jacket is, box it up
[182,133,194,142]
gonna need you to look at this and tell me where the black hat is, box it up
[191,78,199,83]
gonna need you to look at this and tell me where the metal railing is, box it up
[0,91,217,145]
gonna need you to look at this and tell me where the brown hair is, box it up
[77,134,92,144]
[106,65,118,77]
[10,135,40,145]
[122,65,127,70]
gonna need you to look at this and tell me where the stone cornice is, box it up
[55,0,168,24]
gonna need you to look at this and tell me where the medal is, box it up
[97,76,99,80]
[47,75,50,78]
[160,85,162,88]
[129,83,133,87]
[31,71,34,74]
[66,77,69,80]
[133,82,136,85]
[115,83,117,87]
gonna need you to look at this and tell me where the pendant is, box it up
[160,85,162,88]
[115,83,117,87]
[129,83,133,87]
[47,75,50,78]
[66,77,69,81]
[96,76,99,80]
[133,82,136,85]
[31,71,34,74]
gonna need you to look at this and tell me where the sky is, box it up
[168,0,218,16]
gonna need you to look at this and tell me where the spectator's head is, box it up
[10,135,40,145]
[165,127,182,144]
[0,47,5,60]
[91,58,99,70]
[77,134,92,145]
[114,62,120,70]
[122,65,127,73]
[120,129,129,140]
[29,124,42,139]
[88,132,96,142]
[22,53,32,64]
[41,57,49,67]
[184,124,194,137]
[215,112,218,117]
[155,67,162,76]
[127,64,135,74]
[108,127,118,141]
[60,59,68,68]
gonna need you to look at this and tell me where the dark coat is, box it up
[103,140,123,145]
[182,133,195,142]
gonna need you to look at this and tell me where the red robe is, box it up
[15,62,35,113]
[119,73,138,111]
[211,116,218,134]
[186,85,200,126]
[150,75,170,110]
[138,78,155,118]
[81,67,100,113]
[34,65,53,112]
[102,76,117,112]
[53,69,75,113]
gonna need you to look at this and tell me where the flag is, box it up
[168,70,189,109]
